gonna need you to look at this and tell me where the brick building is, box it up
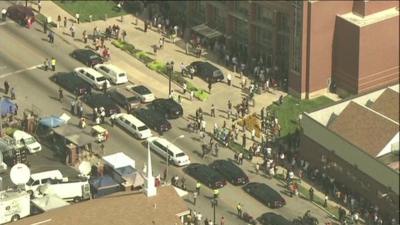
[161,1,399,99]
[299,85,399,221]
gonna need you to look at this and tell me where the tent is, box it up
[191,24,223,40]
[0,98,17,116]
[39,116,65,128]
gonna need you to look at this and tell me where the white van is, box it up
[147,137,190,166]
[74,67,110,90]
[13,130,42,153]
[94,64,128,85]
[25,170,63,196]
[113,113,152,139]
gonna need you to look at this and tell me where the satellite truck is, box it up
[0,163,31,224]
[26,161,92,202]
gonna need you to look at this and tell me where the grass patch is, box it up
[194,90,209,101]
[53,0,138,22]
[268,96,334,137]
[135,51,154,64]
[147,60,167,74]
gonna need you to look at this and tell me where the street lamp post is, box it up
[166,134,184,183]
[211,198,218,224]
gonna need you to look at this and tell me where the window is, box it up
[256,7,273,25]
[234,1,248,17]
[292,2,303,73]
[256,28,273,44]
[101,66,110,73]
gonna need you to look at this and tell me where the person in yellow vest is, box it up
[213,189,219,199]
[236,203,242,218]
[51,57,56,71]
[196,181,201,194]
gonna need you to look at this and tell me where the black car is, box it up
[149,98,183,119]
[188,61,224,83]
[243,182,286,208]
[81,93,120,116]
[132,108,171,133]
[258,212,292,225]
[209,160,249,185]
[110,87,141,112]
[71,49,104,67]
[183,163,226,189]
[51,73,92,96]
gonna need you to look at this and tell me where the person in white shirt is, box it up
[227,73,232,86]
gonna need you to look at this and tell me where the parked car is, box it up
[94,64,128,84]
[109,87,141,112]
[183,163,226,189]
[149,98,183,119]
[7,5,35,25]
[258,212,292,225]
[13,130,42,154]
[128,85,155,103]
[51,72,92,96]
[132,108,171,133]
[81,93,120,116]
[188,61,224,83]
[209,160,249,185]
[74,67,110,90]
[243,182,286,208]
[71,49,104,67]
[112,113,152,139]
[147,137,190,166]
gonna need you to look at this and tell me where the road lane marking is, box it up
[31,219,52,225]
[0,64,42,79]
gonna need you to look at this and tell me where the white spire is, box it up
[145,142,156,197]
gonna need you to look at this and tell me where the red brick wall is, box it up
[358,15,400,93]
[306,1,353,93]
[332,16,360,93]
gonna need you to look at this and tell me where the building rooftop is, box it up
[328,102,398,157]
[369,88,399,123]
[339,6,399,27]
[13,186,187,225]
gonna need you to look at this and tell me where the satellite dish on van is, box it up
[10,163,31,186]
[78,161,91,176]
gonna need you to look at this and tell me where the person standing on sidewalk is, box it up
[10,87,15,99]
[121,30,127,41]
[75,13,80,24]
[196,181,201,195]
[58,87,63,102]
[227,100,232,119]
[4,81,9,94]
[309,187,314,202]
[192,191,198,205]
[43,58,48,71]
[242,133,246,148]
[43,20,48,33]
[63,16,67,28]
[210,104,215,117]
[227,73,232,86]
[182,82,187,95]
[323,194,328,208]
[70,24,76,38]
[57,15,61,28]
[51,57,56,71]
[236,203,242,218]
[82,30,88,43]
[255,163,260,174]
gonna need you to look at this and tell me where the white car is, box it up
[74,67,110,90]
[128,85,155,103]
[13,130,42,153]
[113,113,152,139]
[94,64,128,85]
[147,137,190,166]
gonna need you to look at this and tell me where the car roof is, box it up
[259,212,290,225]
[84,94,114,105]
[114,87,136,97]
[148,137,185,155]
[212,160,245,175]
[194,61,221,71]
[95,64,126,74]
[116,113,147,127]
[246,182,283,199]
[132,85,151,93]
[75,67,105,78]
[187,163,221,177]
[154,98,180,108]
[54,73,88,84]
[134,108,167,122]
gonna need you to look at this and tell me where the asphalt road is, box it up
[0,7,333,224]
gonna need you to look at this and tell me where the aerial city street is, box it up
[0,1,398,225]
